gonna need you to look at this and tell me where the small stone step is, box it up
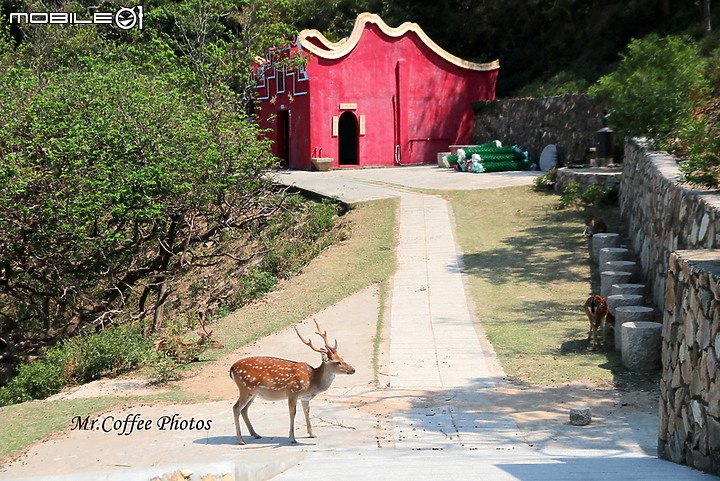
[621,321,662,371]
[614,305,655,351]
[600,271,632,299]
[599,247,630,272]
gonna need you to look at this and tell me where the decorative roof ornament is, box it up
[298,12,499,72]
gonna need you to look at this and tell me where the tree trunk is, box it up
[152,279,166,333]
[703,0,712,36]
[660,0,669,17]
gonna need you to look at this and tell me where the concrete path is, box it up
[271,167,716,480]
[271,165,540,205]
[2,167,717,480]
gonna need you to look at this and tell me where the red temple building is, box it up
[254,12,499,169]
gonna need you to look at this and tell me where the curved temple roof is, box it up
[298,12,500,72]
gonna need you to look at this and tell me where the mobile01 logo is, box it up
[9,6,143,30]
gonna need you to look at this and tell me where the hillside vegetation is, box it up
[0,0,333,397]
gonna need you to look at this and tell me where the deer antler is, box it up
[197,312,213,337]
[295,319,337,353]
[295,325,325,353]
[312,319,337,353]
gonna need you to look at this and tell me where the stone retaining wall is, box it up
[553,167,622,195]
[620,140,720,474]
[619,140,720,308]
[658,250,720,475]
[471,94,605,165]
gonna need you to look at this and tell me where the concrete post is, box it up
[600,271,632,299]
[621,321,662,371]
[611,283,646,297]
[607,293,644,317]
[598,247,629,272]
[591,233,619,262]
[604,260,638,279]
[614,305,655,351]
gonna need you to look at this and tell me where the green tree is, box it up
[0,61,279,341]
[589,34,709,139]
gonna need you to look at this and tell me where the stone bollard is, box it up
[598,247,629,272]
[600,271,633,299]
[614,305,655,351]
[605,260,638,279]
[591,233,620,262]
[621,321,662,371]
[569,406,592,426]
[611,283,646,297]
[607,293,644,317]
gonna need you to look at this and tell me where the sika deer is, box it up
[584,295,612,350]
[583,214,607,237]
[229,320,355,444]
[155,313,224,363]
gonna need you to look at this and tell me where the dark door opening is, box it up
[338,112,359,165]
[278,110,290,167]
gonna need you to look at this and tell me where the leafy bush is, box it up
[236,267,278,305]
[73,326,153,383]
[515,71,590,97]
[669,116,720,189]
[533,170,557,190]
[559,182,615,211]
[0,325,153,406]
[590,34,709,139]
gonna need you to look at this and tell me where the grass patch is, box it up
[181,197,398,362]
[447,186,658,390]
[0,388,201,462]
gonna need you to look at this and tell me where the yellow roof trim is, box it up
[298,12,499,72]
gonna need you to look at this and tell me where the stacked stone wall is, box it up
[619,140,720,307]
[659,251,720,474]
[553,168,622,195]
[620,140,720,474]
[471,94,605,164]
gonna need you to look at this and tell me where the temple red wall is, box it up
[255,14,498,169]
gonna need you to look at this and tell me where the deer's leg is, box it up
[233,394,249,444]
[301,399,315,438]
[288,397,298,443]
[240,395,261,439]
[592,321,599,350]
[585,312,593,341]
[587,316,598,351]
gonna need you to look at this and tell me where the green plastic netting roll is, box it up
[475,151,527,162]
[464,145,518,156]
[477,159,532,173]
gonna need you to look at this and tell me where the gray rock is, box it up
[569,406,592,426]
